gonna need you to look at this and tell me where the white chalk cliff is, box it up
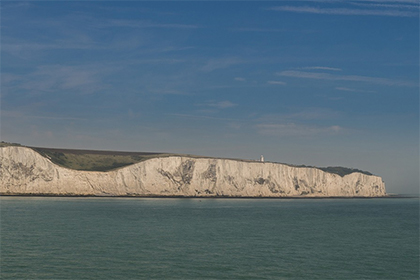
[0,146,386,197]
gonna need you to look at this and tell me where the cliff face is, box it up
[0,146,386,197]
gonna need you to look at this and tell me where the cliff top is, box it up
[0,141,373,176]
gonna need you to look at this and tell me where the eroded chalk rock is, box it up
[0,146,386,197]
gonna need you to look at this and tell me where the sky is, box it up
[1,0,419,194]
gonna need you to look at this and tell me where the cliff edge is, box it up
[0,146,386,197]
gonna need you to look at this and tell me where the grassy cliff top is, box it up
[0,141,22,147]
[0,141,373,176]
[31,146,171,172]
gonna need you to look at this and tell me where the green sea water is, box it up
[1,197,418,280]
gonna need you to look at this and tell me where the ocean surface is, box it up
[1,196,418,280]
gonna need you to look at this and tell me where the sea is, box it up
[1,196,418,280]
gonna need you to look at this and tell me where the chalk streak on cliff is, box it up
[0,146,386,197]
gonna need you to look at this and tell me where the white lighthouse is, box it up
[260,155,264,162]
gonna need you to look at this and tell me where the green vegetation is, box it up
[30,147,169,172]
[318,166,372,177]
[286,163,373,177]
[0,141,22,147]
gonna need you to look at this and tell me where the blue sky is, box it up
[1,1,419,194]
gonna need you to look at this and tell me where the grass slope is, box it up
[31,147,170,172]
[0,141,373,176]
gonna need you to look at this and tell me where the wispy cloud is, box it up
[2,14,198,57]
[4,64,111,95]
[277,70,418,87]
[259,108,341,122]
[267,81,287,85]
[193,100,239,116]
[2,2,33,10]
[201,57,242,72]
[127,58,186,65]
[268,5,418,17]
[3,36,194,55]
[234,77,246,82]
[198,100,238,109]
[256,123,343,137]
[254,107,344,137]
[2,32,137,57]
[148,89,190,95]
[301,66,342,71]
[108,19,200,29]
[210,101,237,109]
[350,2,419,10]
[231,27,286,32]
[167,113,239,122]
[335,87,376,93]
[1,110,86,122]
[2,41,98,55]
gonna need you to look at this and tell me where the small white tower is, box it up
[260,155,264,162]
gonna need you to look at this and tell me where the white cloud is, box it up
[335,87,376,93]
[268,5,418,17]
[301,66,342,71]
[193,100,238,113]
[277,70,417,87]
[108,19,200,29]
[149,89,190,95]
[335,87,358,92]
[350,2,419,10]
[267,80,286,85]
[2,110,86,121]
[231,27,286,32]
[259,108,341,122]
[2,16,197,57]
[234,77,246,82]
[5,64,110,95]
[255,108,344,137]
[168,113,239,121]
[256,123,344,137]
[351,0,418,5]
[2,42,98,57]
[1,73,21,84]
[207,101,238,109]
[128,58,186,65]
